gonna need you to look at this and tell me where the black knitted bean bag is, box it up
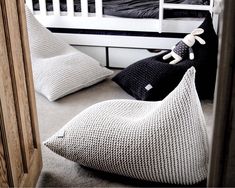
[112,14,218,101]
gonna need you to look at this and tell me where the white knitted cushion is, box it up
[25,7,113,101]
[44,67,209,185]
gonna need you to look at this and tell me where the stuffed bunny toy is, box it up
[163,28,206,64]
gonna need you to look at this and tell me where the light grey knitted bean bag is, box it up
[44,67,209,185]
[25,7,113,101]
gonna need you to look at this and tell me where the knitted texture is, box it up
[25,7,113,101]
[112,14,218,101]
[44,67,209,185]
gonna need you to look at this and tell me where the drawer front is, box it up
[109,48,159,68]
[73,46,106,66]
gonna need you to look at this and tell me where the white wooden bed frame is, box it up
[25,0,219,68]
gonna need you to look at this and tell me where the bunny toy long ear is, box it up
[191,28,204,36]
[195,36,206,45]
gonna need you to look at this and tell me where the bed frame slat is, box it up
[95,0,103,17]
[53,0,60,16]
[39,0,47,15]
[163,3,212,11]
[210,0,214,13]
[159,0,164,33]
[81,0,88,17]
[67,0,74,16]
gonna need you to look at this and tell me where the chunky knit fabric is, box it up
[44,67,209,185]
[113,14,218,101]
[25,7,113,101]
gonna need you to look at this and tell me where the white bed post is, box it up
[95,0,103,17]
[53,0,61,16]
[81,0,89,17]
[67,0,74,16]
[212,0,221,33]
[159,0,164,33]
[39,0,47,15]
[25,0,33,12]
[210,0,214,14]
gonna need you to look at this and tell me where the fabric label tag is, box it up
[57,130,65,138]
[145,84,153,91]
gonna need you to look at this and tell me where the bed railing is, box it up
[26,0,104,17]
[25,0,216,33]
[158,0,214,32]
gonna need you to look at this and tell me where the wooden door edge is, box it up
[208,0,235,186]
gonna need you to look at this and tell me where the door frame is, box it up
[0,0,42,187]
[208,0,235,186]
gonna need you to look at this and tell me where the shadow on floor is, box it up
[37,162,207,187]
[80,166,207,187]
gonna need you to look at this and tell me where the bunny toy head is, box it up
[183,28,206,47]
